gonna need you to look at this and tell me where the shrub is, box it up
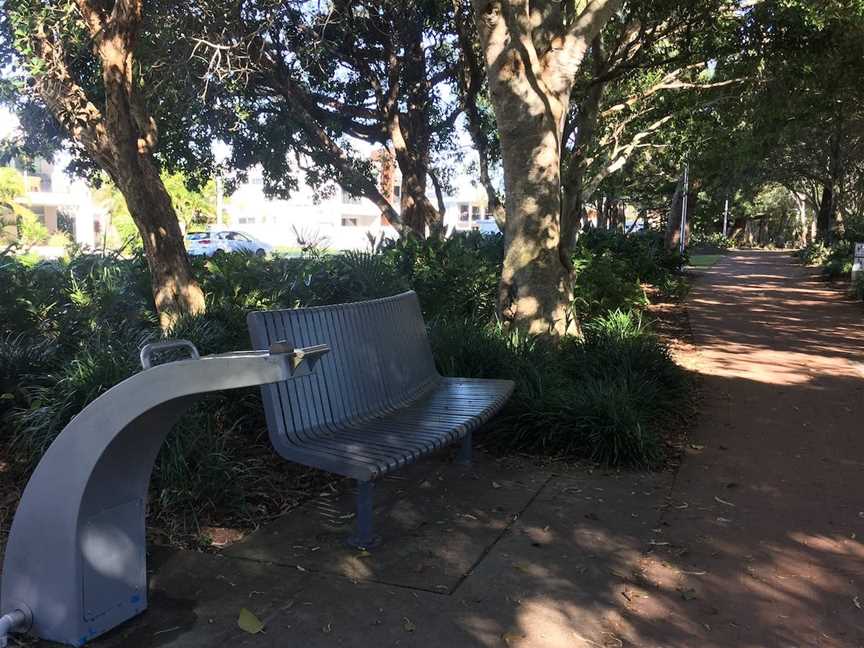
[821,241,853,279]
[17,212,50,245]
[0,236,693,546]
[572,252,648,321]
[690,231,733,251]
[797,241,831,266]
[569,229,687,320]
[431,310,689,468]
[798,240,855,279]
[380,232,502,324]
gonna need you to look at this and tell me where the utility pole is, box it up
[679,163,689,255]
[723,196,730,237]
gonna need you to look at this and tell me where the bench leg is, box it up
[456,431,473,466]
[347,480,379,549]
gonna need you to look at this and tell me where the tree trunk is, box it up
[394,148,440,237]
[99,26,205,328]
[29,1,205,328]
[561,35,605,255]
[453,5,506,231]
[498,127,574,335]
[665,177,685,251]
[595,196,607,230]
[114,156,205,329]
[816,184,835,243]
[390,24,440,238]
[473,0,621,335]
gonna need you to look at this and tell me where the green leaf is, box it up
[237,608,265,634]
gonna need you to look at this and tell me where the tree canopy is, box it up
[1,0,863,331]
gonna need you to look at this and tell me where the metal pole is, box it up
[679,163,689,255]
[723,197,729,237]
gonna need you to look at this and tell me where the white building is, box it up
[5,158,103,249]
[224,159,497,251]
[224,167,396,251]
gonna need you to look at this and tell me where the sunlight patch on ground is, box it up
[689,254,724,268]
[694,345,859,385]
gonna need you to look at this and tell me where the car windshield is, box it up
[186,232,210,241]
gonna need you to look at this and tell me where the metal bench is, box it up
[247,291,515,547]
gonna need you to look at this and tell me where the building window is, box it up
[341,216,359,227]
[237,216,255,225]
[394,185,401,199]
[342,191,361,205]
[459,203,470,222]
[471,205,482,221]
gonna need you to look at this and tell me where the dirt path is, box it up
[616,250,864,647]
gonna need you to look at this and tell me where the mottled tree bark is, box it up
[474,0,623,335]
[30,0,204,328]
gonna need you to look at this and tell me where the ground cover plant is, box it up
[796,216,864,298]
[0,231,691,547]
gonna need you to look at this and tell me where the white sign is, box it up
[854,243,864,281]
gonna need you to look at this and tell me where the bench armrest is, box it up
[269,341,330,373]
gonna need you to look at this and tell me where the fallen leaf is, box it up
[403,617,416,632]
[854,596,861,610]
[502,631,524,645]
[512,562,532,574]
[492,481,503,489]
[322,622,332,634]
[679,588,698,601]
[714,496,735,507]
[237,608,264,634]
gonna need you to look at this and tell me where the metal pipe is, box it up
[0,609,29,647]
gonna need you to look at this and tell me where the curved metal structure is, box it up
[0,342,327,647]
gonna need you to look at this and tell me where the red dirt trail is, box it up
[617,250,864,647]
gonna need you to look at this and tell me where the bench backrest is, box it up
[247,291,439,446]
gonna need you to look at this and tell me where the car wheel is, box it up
[255,248,266,257]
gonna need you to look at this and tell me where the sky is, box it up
[0,108,18,141]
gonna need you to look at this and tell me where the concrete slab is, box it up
[452,471,672,647]
[223,453,551,593]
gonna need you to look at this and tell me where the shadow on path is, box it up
[83,250,863,648]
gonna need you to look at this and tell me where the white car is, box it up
[186,230,273,257]
[471,218,502,235]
